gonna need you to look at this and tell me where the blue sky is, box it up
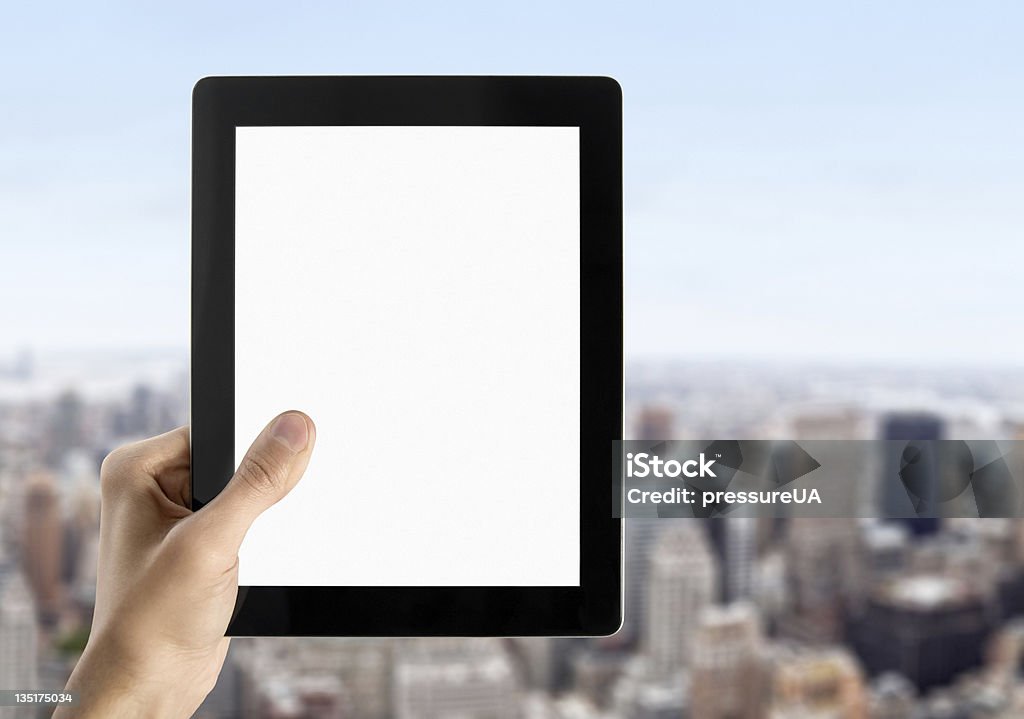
[1,1,1022,364]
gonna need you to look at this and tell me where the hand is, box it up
[55,411,316,718]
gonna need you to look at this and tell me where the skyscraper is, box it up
[782,519,859,644]
[47,390,84,465]
[645,522,717,678]
[22,470,63,625]
[66,478,101,611]
[622,404,677,645]
[0,561,38,692]
[851,574,993,691]
[879,412,945,536]
[786,406,873,518]
[690,603,766,719]
[724,518,758,603]
[623,519,664,647]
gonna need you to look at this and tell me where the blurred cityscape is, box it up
[7,351,1024,717]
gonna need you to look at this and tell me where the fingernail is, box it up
[270,413,309,453]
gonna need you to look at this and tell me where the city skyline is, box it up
[7,354,1024,715]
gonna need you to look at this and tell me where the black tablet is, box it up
[191,76,622,636]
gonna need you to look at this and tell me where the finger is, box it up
[150,427,192,507]
[191,412,315,553]
[101,426,191,503]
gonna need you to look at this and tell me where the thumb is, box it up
[196,411,316,553]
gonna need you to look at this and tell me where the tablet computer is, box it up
[191,76,622,636]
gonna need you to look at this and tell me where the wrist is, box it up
[55,636,182,719]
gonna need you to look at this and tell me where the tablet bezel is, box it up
[191,76,622,636]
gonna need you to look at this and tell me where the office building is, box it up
[690,603,766,719]
[851,575,994,691]
[645,522,717,678]
[22,470,63,625]
[0,561,38,691]
[769,643,866,718]
[622,404,675,646]
[393,639,520,719]
[782,518,858,643]
[879,413,945,536]
[0,561,37,688]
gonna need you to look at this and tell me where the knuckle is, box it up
[236,447,286,496]
[99,445,143,496]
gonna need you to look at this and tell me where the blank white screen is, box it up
[234,126,580,586]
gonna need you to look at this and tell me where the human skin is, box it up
[54,411,315,718]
